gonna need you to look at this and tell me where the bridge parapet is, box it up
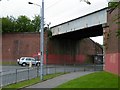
[51,8,107,36]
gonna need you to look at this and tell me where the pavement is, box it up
[21,71,94,89]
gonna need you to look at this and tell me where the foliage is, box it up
[31,15,41,32]
[108,2,120,12]
[47,29,52,39]
[16,16,33,32]
[116,29,120,37]
[2,16,16,33]
[2,15,41,33]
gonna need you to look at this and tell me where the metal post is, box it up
[55,64,56,74]
[15,69,17,83]
[74,63,76,72]
[28,67,29,80]
[64,63,66,73]
[37,67,39,77]
[40,0,44,81]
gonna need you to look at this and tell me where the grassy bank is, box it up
[55,71,119,88]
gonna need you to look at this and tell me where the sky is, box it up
[0,0,108,44]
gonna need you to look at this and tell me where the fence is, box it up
[0,64,103,87]
[1,67,39,87]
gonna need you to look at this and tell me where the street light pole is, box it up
[40,0,44,81]
[28,0,44,81]
[29,0,90,81]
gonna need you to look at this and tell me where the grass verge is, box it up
[1,62,17,66]
[54,71,119,89]
[2,72,66,90]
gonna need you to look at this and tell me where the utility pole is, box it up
[40,0,44,81]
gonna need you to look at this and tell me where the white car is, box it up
[17,57,40,66]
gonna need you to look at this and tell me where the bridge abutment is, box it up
[104,5,120,75]
[46,37,102,65]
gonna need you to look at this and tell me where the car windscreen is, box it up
[21,58,25,60]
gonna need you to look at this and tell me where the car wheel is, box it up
[36,63,40,66]
[22,63,26,66]
[17,62,20,65]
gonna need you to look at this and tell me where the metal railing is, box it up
[1,67,39,87]
[0,64,103,87]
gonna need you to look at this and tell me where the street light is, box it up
[28,2,41,7]
[29,0,90,80]
[28,0,44,81]
[80,0,91,5]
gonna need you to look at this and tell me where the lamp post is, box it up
[29,0,91,80]
[28,0,44,80]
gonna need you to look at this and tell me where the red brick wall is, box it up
[2,32,102,64]
[77,38,102,55]
[104,5,120,75]
[46,38,102,64]
[2,33,40,63]
[105,53,119,75]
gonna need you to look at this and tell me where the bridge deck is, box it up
[51,8,107,36]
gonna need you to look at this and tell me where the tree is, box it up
[32,15,41,32]
[2,16,16,33]
[16,15,34,32]
[108,2,120,12]
[2,15,42,33]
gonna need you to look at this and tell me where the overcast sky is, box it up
[0,0,108,44]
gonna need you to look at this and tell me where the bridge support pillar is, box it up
[104,6,120,75]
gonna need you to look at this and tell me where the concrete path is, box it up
[24,71,94,89]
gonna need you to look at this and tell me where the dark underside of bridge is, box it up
[52,24,103,40]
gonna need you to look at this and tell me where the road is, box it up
[1,65,27,72]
